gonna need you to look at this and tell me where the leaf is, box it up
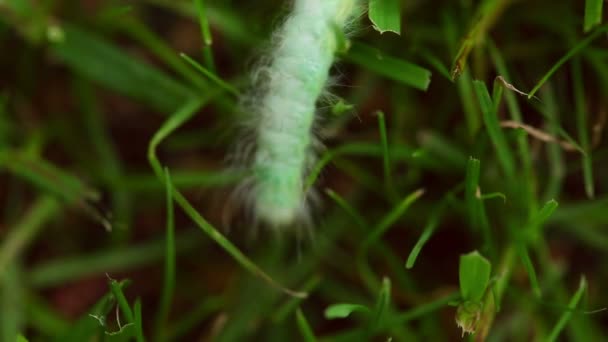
[324,304,371,319]
[368,0,401,35]
[584,0,604,32]
[346,42,431,91]
[459,251,491,302]
[370,277,391,331]
[51,24,194,112]
[546,277,587,342]
[295,308,317,342]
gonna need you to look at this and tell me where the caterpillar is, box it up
[236,0,362,228]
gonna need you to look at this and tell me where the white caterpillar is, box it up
[237,0,361,228]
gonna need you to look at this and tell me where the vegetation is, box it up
[1,0,607,341]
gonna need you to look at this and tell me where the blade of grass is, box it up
[295,308,317,342]
[154,168,176,341]
[376,111,395,199]
[487,40,537,216]
[118,170,244,192]
[517,245,541,298]
[305,142,421,191]
[450,0,512,79]
[325,189,368,231]
[180,53,238,97]
[52,23,194,112]
[133,299,145,342]
[346,42,431,91]
[362,189,425,249]
[546,277,587,342]
[528,25,608,99]
[584,0,603,32]
[108,278,145,342]
[405,202,445,269]
[56,282,123,342]
[25,295,70,337]
[164,297,224,341]
[357,189,424,292]
[572,58,594,198]
[0,150,95,204]
[473,80,516,180]
[368,0,401,35]
[540,85,566,201]
[1,264,24,342]
[27,229,202,288]
[273,276,321,323]
[465,157,495,256]
[0,196,60,279]
[148,97,306,298]
[194,0,216,71]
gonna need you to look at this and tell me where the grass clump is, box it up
[0,0,607,341]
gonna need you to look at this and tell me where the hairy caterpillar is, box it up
[235,0,362,228]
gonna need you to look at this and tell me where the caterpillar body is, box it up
[239,0,361,228]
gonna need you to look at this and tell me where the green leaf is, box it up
[473,80,516,180]
[346,42,431,91]
[295,308,317,342]
[370,277,391,331]
[17,335,29,342]
[528,25,608,99]
[324,304,371,319]
[51,24,194,112]
[368,0,401,35]
[546,277,587,342]
[459,251,491,302]
[584,0,603,32]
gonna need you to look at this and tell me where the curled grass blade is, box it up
[147,97,306,298]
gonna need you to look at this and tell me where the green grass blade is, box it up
[325,189,368,231]
[346,42,431,91]
[362,189,425,249]
[164,297,224,341]
[180,53,238,97]
[194,0,216,70]
[450,0,512,79]
[295,308,317,342]
[473,80,516,180]
[584,0,603,32]
[155,168,176,340]
[27,230,201,288]
[51,24,194,112]
[528,25,608,99]
[376,111,394,198]
[572,58,595,198]
[109,278,135,324]
[369,277,391,332]
[305,142,419,191]
[1,265,24,342]
[273,276,321,323]
[368,0,401,35]
[148,97,306,298]
[405,203,445,269]
[464,157,495,254]
[56,283,122,342]
[546,277,587,342]
[133,299,145,342]
[517,245,541,298]
[0,150,95,205]
[0,197,60,278]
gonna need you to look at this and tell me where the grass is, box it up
[1,0,607,341]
